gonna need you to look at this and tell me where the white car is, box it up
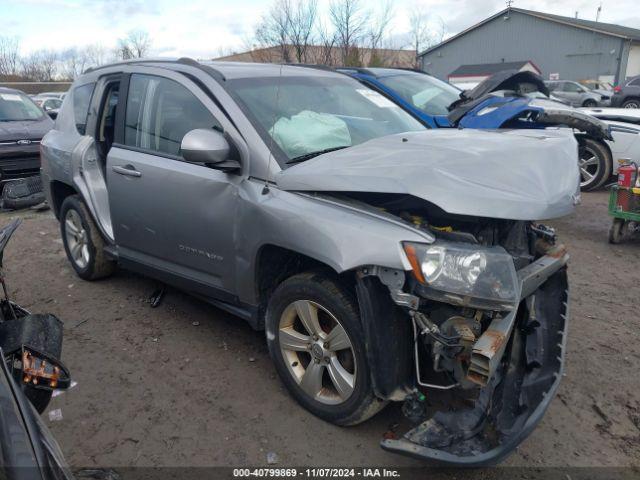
[580,108,640,181]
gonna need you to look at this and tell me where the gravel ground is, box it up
[1,191,639,471]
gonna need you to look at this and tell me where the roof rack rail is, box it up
[84,57,200,74]
[285,63,335,71]
[334,66,378,76]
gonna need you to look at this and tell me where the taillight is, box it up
[613,86,622,93]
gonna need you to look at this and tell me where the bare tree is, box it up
[254,0,292,62]
[20,49,59,81]
[115,30,152,60]
[288,0,318,63]
[128,30,152,58]
[316,19,337,66]
[408,6,445,68]
[366,0,394,67]
[329,0,370,66]
[86,44,108,67]
[0,36,20,76]
[60,47,89,80]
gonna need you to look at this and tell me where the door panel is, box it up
[107,148,237,292]
[78,76,123,242]
[107,72,239,295]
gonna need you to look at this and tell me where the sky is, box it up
[1,0,640,59]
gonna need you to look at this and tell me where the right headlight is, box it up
[403,241,520,310]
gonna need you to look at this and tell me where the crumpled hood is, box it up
[277,129,580,221]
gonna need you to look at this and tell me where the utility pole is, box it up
[596,3,602,22]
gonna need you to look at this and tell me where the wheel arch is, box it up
[49,180,78,219]
[254,244,412,401]
[254,244,356,316]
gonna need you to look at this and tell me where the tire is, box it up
[578,138,612,191]
[265,271,386,426]
[60,195,115,280]
[622,99,640,109]
[582,99,597,108]
[609,218,627,244]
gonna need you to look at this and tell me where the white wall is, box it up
[627,44,640,78]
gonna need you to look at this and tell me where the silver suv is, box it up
[545,80,605,107]
[41,59,577,465]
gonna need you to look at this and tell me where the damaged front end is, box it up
[357,214,569,466]
[448,70,612,142]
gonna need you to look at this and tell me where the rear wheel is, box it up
[578,138,612,191]
[265,271,386,426]
[622,99,640,109]
[60,195,115,280]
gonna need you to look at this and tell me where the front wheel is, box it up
[265,271,386,426]
[582,99,597,107]
[578,138,612,191]
[60,195,115,280]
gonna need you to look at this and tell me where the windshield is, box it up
[377,73,461,116]
[227,76,424,163]
[0,92,44,121]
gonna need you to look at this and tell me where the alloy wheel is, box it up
[278,300,356,405]
[64,209,90,269]
[578,146,601,188]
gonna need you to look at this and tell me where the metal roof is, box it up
[419,7,640,57]
[448,60,535,77]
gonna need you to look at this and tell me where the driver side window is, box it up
[124,74,221,157]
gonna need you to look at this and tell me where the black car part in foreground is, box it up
[0,220,71,412]
[0,219,73,478]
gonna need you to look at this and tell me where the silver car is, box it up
[41,59,577,465]
[546,80,605,107]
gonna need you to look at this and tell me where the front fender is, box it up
[234,183,432,305]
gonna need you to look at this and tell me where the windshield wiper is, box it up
[286,146,349,164]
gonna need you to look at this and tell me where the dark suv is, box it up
[0,87,53,183]
[611,75,640,108]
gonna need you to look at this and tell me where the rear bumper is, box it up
[382,258,569,466]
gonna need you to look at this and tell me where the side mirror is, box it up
[181,128,241,173]
[46,110,57,120]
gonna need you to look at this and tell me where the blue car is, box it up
[338,67,613,191]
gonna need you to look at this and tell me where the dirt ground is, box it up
[2,191,639,470]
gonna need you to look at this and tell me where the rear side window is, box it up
[124,74,221,157]
[73,83,95,135]
[629,78,640,87]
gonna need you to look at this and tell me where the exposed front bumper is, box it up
[381,254,569,466]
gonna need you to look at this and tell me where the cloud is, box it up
[4,0,640,58]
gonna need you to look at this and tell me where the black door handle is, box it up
[112,165,141,177]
